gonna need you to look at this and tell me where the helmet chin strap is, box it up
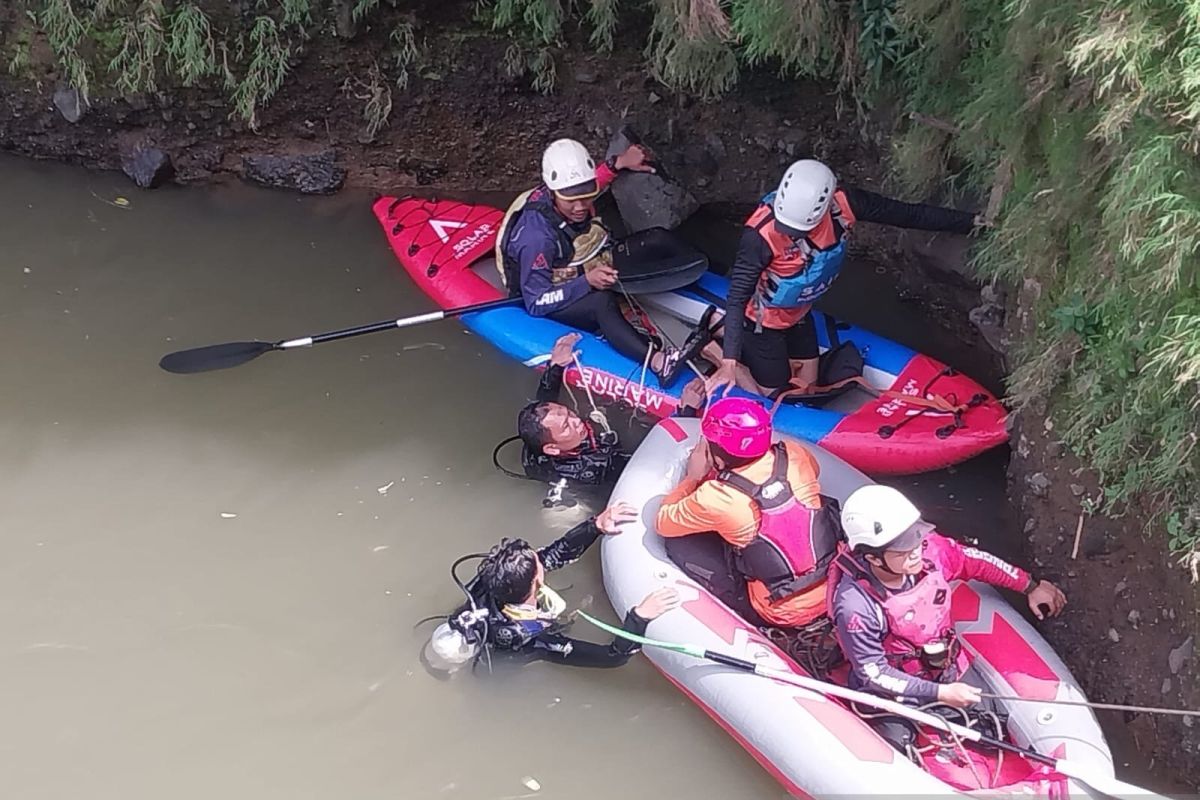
[867,549,905,577]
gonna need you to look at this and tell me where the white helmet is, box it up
[773,159,837,233]
[841,485,933,552]
[542,138,599,198]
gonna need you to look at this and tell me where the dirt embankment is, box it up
[2,10,1196,784]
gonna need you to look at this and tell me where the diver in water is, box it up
[500,332,708,505]
[426,501,680,671]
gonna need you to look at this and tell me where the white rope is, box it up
[571,352,612,434]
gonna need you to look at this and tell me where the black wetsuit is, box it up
[483,517,650,668]
[523,363,703,487]
[521,363,630,486]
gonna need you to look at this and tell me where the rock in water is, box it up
[605,127,699,233]
[53,87,88,124]
[121,145,175,189]
[242,150,346,194]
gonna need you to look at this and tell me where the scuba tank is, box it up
[424,609,487,672]
[423,554,492,674]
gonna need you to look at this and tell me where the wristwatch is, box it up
[1023,575,1040,595]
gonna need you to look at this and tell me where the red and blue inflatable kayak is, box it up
[372,196,1007,475]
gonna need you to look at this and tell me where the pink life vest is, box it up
[715,442,840,603]
[828,542,967,680]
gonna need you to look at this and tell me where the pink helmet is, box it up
[700,397,772,458]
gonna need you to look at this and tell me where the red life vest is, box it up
[715,442,841,603]
[828,544,967,681]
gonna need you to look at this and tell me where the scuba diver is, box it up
[829,485,1067,760]
[426,501,680,670]
[497,332,708,505]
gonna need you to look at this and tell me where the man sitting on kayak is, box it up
[517,332,708,492]
[427,501,680,670]
[707,159,985,398]
[829,485,1067,759]
[497,138,705,386]
[655,398,842,647]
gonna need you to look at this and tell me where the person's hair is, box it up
[476,538,538,607]
[708,441,758,471]
[517,401,555,451]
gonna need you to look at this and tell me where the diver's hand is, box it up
[633,587,680,620]
[550,332,582,367]
[596,501,637,534]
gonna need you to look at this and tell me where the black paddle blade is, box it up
[159,341,276,374]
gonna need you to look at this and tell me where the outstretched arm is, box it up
[842,186,976,234]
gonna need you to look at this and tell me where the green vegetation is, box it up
[1,0,420,125]
[2,0,1195,559]
[890,0,1199,561]
[474,0,1200,560]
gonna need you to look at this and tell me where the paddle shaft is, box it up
[277,296,520,349]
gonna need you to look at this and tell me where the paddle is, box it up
[577,611,1169,800]
[159,296,521,374]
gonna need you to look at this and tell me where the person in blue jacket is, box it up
[497,138,702,385]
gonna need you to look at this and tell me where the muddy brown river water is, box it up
[0,153,1094,800]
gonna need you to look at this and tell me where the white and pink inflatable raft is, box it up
[601,417,1123,798]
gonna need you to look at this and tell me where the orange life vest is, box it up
[744,189,856,330]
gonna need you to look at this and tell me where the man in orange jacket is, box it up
[655,397,841,629]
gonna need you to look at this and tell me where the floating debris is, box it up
[373,545,389,552]
[520,776,541,792]
[219,512,237,519]
[378,481,394,495]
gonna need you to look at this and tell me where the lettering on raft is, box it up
[570,367,673,415]
[874,377,953,419]
[451,222,495,262]
[874,377,920,419]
